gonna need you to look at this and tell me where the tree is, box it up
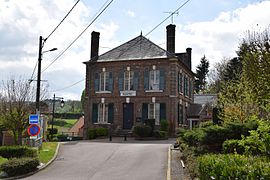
[0,77,48,145]
[81,89,85,112]
[194,55,209,93]
[218,28,270,122]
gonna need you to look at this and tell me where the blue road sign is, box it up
[29,114,39,124]
[28,124,40,136]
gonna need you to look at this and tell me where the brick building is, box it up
[83,24,194,138]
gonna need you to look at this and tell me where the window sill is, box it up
[95,91,111,94]
[145,90,163,93]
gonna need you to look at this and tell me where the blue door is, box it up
[123,103,134,129]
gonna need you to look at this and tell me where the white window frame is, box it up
[99,71,109,92]
[148,103,160,125]
[98,103,108,123]
[124,70,134,91]
[149,70,160,90]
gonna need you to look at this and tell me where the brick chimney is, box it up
[91,31,100,60]
[186,47,192,69]
[166,24,176,54]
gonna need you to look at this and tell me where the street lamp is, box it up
[36,35,57,113]
[51,93,64,140]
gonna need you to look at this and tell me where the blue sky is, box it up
[0,0,269,100]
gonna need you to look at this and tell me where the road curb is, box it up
[2,142,60,180]
[167,145,171,180]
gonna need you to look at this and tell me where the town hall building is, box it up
[83,24,194,138]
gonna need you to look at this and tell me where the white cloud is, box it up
[0,0,119,100]
[174,1,270,71]
[127,10,136,18]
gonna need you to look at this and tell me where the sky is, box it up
[0,0,270,100]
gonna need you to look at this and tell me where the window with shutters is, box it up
[178,72,183,94]
[92,103,114,124]
[142,103,166,125]
[94,69,113,93]
[144,68,165,92]
[124,71,134,91]
[184,75,188,97]
[98,103,108,123]
[150,70,160,90]
[148,103,160,125]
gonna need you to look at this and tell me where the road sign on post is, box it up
[29,114,39,124]
[28,124,41,136]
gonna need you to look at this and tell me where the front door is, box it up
[123,103,134,129]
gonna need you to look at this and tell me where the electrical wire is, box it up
[29,60,38,83]
[41,0,114,74]
[45,0,80,42]
[145,0,191,37]
[50,78,85,92]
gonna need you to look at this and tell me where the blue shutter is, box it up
[94,72,99,92]
[119,70,124,91]
[189,79,192,97]
[144,69,149,90]
[180,73,183,93]
[160,103,166,121]
[92,103,98,123]
[142,103,148,122]
[108,72,113,92]
[133,71,139,90]
[108,103,114,123]
[160,69,165,90]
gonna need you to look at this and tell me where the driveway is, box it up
[23,138,174,180]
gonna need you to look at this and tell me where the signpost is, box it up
[27,124,41,136]
[29,114,39,124]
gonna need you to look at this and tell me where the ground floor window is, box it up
[92,103,114,124]
[178,104,183,124]
[142,103,166,125]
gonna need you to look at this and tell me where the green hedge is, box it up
[0,146,37,159]
[87,128,108,139]
[160,120,169,132]
[95,128,108,137]
[0,157,40,177]
[198,154,270,180]
[223,139,245,154]
[153,130,168,139]
[133,125,152,137]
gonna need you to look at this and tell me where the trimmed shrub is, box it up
[182,129,205,147]
[0,157,40,177]
[160,120,169,132]
[133,125,152,137]
[56,134,68,141]
[96,128,108,137]
[223,139,245,154]
[198,154,270,180]
[87,128,96,139]
[145,119,155,131]
[47,128,58,135]
[0,146,37,159]
[153,130,168,139]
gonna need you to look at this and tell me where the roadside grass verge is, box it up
[38,142,58,164]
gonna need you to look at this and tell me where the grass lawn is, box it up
[64,119,77,128]
[38,142,58,164]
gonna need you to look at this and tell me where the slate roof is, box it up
[194,94,217,105]
[97,35,173,61]
[187,104,203,118]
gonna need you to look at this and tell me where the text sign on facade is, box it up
[120,91,136,97]
[29,114,39,124]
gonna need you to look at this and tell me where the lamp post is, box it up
[51,94,64,140]
[36,36,57,113]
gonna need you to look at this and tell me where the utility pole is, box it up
[36,36,43,113]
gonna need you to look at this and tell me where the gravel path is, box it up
[171,148,190,180]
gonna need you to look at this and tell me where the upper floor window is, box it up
[119,67,139,91]
[184,75,189,97]
[94,68,113,92]
[144,66,165,91]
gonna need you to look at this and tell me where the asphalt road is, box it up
[23,138,174,180]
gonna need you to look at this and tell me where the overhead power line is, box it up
[50,78,85,92]
[145,0,191,37]
[42,0,114,74]
[29,60,38,83]
[45,0,80,42]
